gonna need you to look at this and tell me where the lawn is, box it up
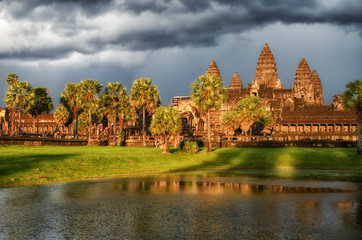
[0,145,361,187]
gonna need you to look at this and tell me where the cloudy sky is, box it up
[0,0,361,109]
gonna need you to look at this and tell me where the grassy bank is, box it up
[0,146,361,187]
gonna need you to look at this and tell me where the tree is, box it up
[222,96,272,136]
[233,96,264,135]
[27,87,54,135]
[130,78,160,147]
[60,83,83,135]
[101,82,129,145]
[222,110,240,135]
[54,104,70,131]
[150,106,182,154]
[191,73,227,152]
[4,74,32,135]
[258,110,274,135]
[342,80,362,154]
[79,79,102,145]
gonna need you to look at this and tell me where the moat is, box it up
[0,176,361,239]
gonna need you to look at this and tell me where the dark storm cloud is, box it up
[1,0,361,62]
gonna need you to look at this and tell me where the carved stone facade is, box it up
[173,43,358,141]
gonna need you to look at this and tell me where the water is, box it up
[0,176,361,239]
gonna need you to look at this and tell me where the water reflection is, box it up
[0,176,361,239]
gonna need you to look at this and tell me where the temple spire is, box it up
[206,60,222,80]
[229,72,242,89]
[252,43,282,89]
[293,58,315,103]
[312,70,324,105]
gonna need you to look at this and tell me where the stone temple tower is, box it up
[226,72,243,107]
[206,60,222,80]
[251,43,282,89]
[293,58,317,104]
[312,70,324,105]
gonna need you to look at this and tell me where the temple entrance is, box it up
[181,111,194,131]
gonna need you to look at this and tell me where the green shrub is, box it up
[180,140,199,154]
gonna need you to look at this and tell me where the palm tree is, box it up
[101,82,129,145]
[4,76,32,135]
[150,106,182,154]
[60,83,83,135]
[130,78,160,147]
[191,74,227,152]
[6,73,19,86]
[79,79,102,145]
[54,104,70,132]
[343,80,362,154]
[27,87,54,135]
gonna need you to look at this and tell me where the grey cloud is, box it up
[1,0,361,62]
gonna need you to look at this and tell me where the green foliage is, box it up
[130,78,161,112]
[233,95,263,121]
[101,82,129,111]
[150,107,182,137]
[5,73,19,86]
[76,105,103,133]
[60,83,83,134]
[60,83,83,117]
[180,140,199,154]
[79,79,102,144]
[4,74,33,134]
[150,106,182,153]
[222,110,239,133]
[130,78,161,146]
[259,110,274,126]
[343,80,362,154]
[79,79,102,109]
[191,74,227,113]
[77,111,89,133]
[54,104,70,126]
[343,80,362,111]
[191,73,227,151]
[100,82,130,144]
[27,87,54,117]
[4,79,31,111]
[222,96,272,135]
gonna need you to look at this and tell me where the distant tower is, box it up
[206,60,222,80]
[311,70,324,105]
[226,72,243,106]
[293,58,316,103]
[252,43,282,89]
[229,72,243,89]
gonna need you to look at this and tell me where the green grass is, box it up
[0,146,361,187]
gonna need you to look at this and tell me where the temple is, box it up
[172,43,357,141]
[0,43,358,145]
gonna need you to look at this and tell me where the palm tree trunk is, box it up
[73,112,78,137]
[113,109,117,146]
[120,113,124,142]
[142,105,146,147]
[18,108,21,135]
[88,107,92,145]
[10,108,14,136]
[357,109,362,155]
[207,109,211,152]
[36,115,39,135]
[162,136,169,154]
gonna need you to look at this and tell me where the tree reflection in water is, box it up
[0,176,361,239]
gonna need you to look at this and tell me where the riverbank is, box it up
[0,146,361,187]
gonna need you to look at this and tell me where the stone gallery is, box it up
[172,43,357,141]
